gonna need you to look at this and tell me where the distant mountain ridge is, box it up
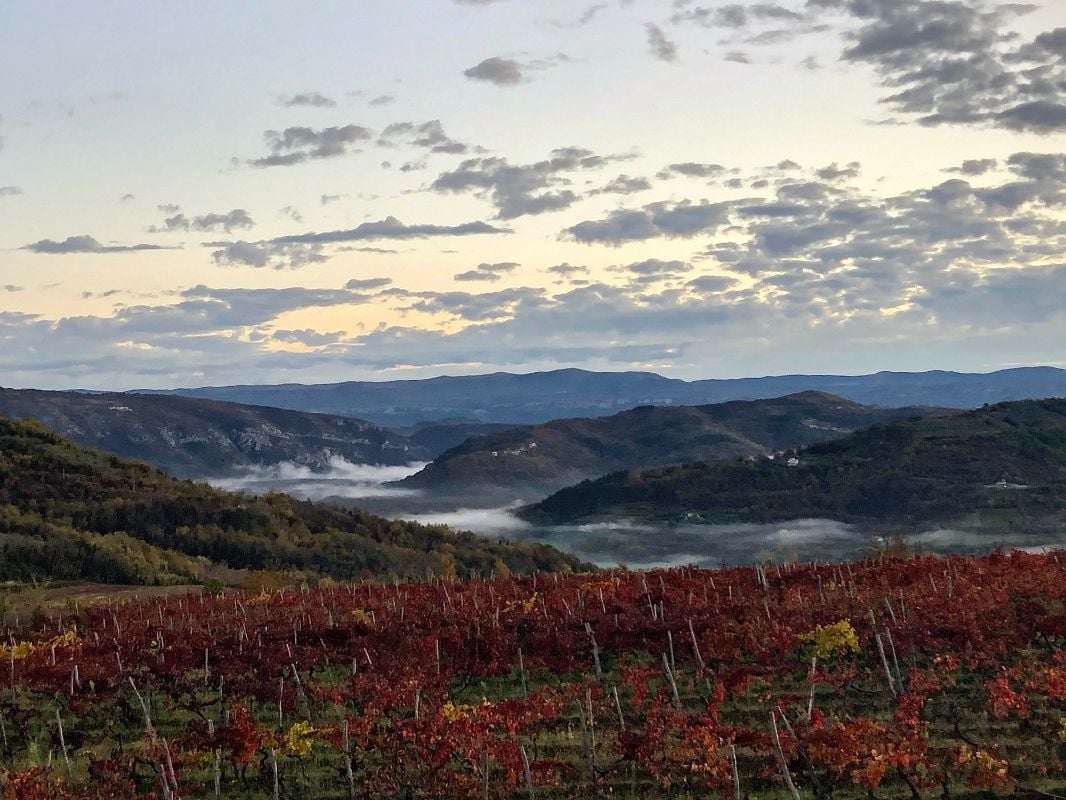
[521,397,1066,534]
[398,392,946,495]
[137,366,1066,426]
[0,387,429,478]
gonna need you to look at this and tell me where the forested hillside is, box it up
[524,398,1066,532]
[0,387,427,477]
[400,392,945,494]
[0,416,584,586]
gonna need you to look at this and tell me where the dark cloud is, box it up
[277,92,337,108]
[2,285,23,292]
[725,51,752,63]
[0,185,23,197]
[369,94,395,106]
[454,261,520,282]
[565,199,732,244]
[24,235,172,255]
[464,56,525,86]
[151,208,255,234]
[249,124,373,167]
[674,0,1064,133]
[822,0,1065,133]
[646,23,679,62]
[432,147,632,219]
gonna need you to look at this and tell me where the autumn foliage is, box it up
[1,550,1065,797]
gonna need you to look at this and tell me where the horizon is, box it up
[2,1,1064,389]
[23,362,1066,395]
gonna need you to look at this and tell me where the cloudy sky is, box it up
[1,0,1064,389]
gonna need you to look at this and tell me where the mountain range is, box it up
[521,397,1066,534]
[398,392,946,496]
[139,366,1066,426]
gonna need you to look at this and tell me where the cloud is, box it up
[396,286,546,321]
[432,147,632,219]
[816,162,861,181]
[2,285,23,292]
[0,186,22,196]
[646,23,679,62]
[277,92,336,108]
[593,174,653,195]
[210,241,327,270]
[369,94,395,106]
[248,124,373,167]
[151,208,255,233]
[344,277,393,290]
[272,328,344,346]
[462,54,569,87]
[379,120,469,154]
[8,141,1066,390]
[546,263,589,279]
[657,162,728,179]
[823,0,1065,133]
[454,261,520,282]
[271,216,510,245]
[565,199,732,244]
[673,3,803,29]
[672,0,1065,133]
[621,258,691,275]
[24,235,172,254]
[945,158,999,176]
[464,56,525,86]
[549,4,610,29]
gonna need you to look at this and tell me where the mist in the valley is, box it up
[205,457,427,501]
[396,509,1063,568]
[206,467,1064,568]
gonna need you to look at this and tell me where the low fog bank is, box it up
[204,457,427,501]
[394,507,1066,568]
[202,467,1063,567]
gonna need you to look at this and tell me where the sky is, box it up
[1,0,1064,390]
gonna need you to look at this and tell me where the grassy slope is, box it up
[0,416,586,587]
[524,397,1066,530]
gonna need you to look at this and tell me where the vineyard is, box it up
[1,550,1065,798]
